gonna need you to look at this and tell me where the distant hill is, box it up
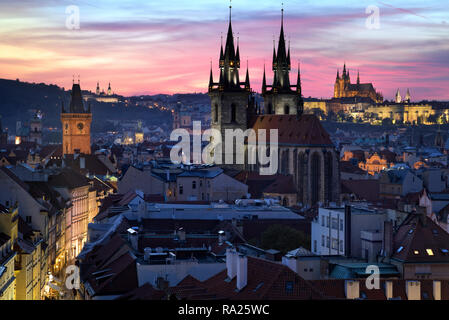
[0,78,173,133]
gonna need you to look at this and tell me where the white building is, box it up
[311,205,387,260]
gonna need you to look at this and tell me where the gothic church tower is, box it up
[208,5,255,168]
[61,82,92,155]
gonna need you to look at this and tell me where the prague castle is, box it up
[208,6,340,206]
[333,64,383,103]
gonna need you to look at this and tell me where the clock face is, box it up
[77,123,84,131]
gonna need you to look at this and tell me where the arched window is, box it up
[311,153,321,205]
[231,103,237,123]
[284,105,290,115]
[268,103,273,114]
[214,104,218,123]
[324,152,333,203]
[297,153,305,204]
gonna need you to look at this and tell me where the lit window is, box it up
[397,246,403,253]
[441,249,449,253]
[426,249,434,256]
[414,250,419,255]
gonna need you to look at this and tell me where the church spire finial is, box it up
[297,60,302,95]
[357,70,360,85]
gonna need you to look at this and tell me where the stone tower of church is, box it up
[262,8,303,116]
[208,5,256,168]
[61,82,92,155]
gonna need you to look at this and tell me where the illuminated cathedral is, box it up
[333,64,383,103]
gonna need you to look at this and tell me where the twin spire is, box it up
[209,5,301,96]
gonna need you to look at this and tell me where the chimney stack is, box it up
[406,281,421,300]
[236,254,248,291]
[226,248,237,280]
[383,220,393,258]
[433,281,441,300]
[345,280,360,299]
[385,281,393,299]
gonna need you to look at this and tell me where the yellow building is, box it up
[366,103,435,124]
[0,203,18,300]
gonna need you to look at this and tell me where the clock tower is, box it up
[61,82,92,155]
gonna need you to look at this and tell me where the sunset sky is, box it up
[0,0,448,100]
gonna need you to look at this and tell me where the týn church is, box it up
[207,6,340,207]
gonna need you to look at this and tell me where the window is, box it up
[331,218,338,230]
[285,281,294,293]
[340,218,343,231]
[426,249,434,256]
[326,236,330,248]
[321,216,325,226]
[313,240,317,252]
[321,235,325,247]
[413,250,419,255]
[214,104,218,122]
[340,240,344,252]
[26,216,32,224]
[326,216,329,227]
[231,103,237,123]
[192,181,196,189]
[179,185,183,195]
[200,180,203,187]
[332,238,338,250]
[284,105,290,115]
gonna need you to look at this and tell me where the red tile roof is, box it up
[392,214,449,263]
[249,114,333,146]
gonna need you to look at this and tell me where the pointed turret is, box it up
[272,38,277,70]
[296,62,302,95]
[244,61,250,91]
[336,69,340,80]
[69,83,85,113]
[235,36,240,68]
[271,6,291,90]
[395,89,402,103]
[262,64,267,94]
[405,89,411,103]
[208,63,214,92]
[343,63,347,78]
[357,70,360,85]
[287,40,291,70]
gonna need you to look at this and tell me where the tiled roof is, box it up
[169,256,325,300]
[341,179,380,202]
[115,283,165,300]
[249,114,333,146]
[262,175,297,194]
[340,161,366,175]
[392,214,449,263]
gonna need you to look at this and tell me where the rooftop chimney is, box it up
[236,254,248,291]
[218,230,225,245]
[433,281,441,300]
[383,220,393,259]
[385,281,393,299]
[226,248,237,280]
[177,227,186,241]
[345,280,360,299]
[406,281,421,300]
